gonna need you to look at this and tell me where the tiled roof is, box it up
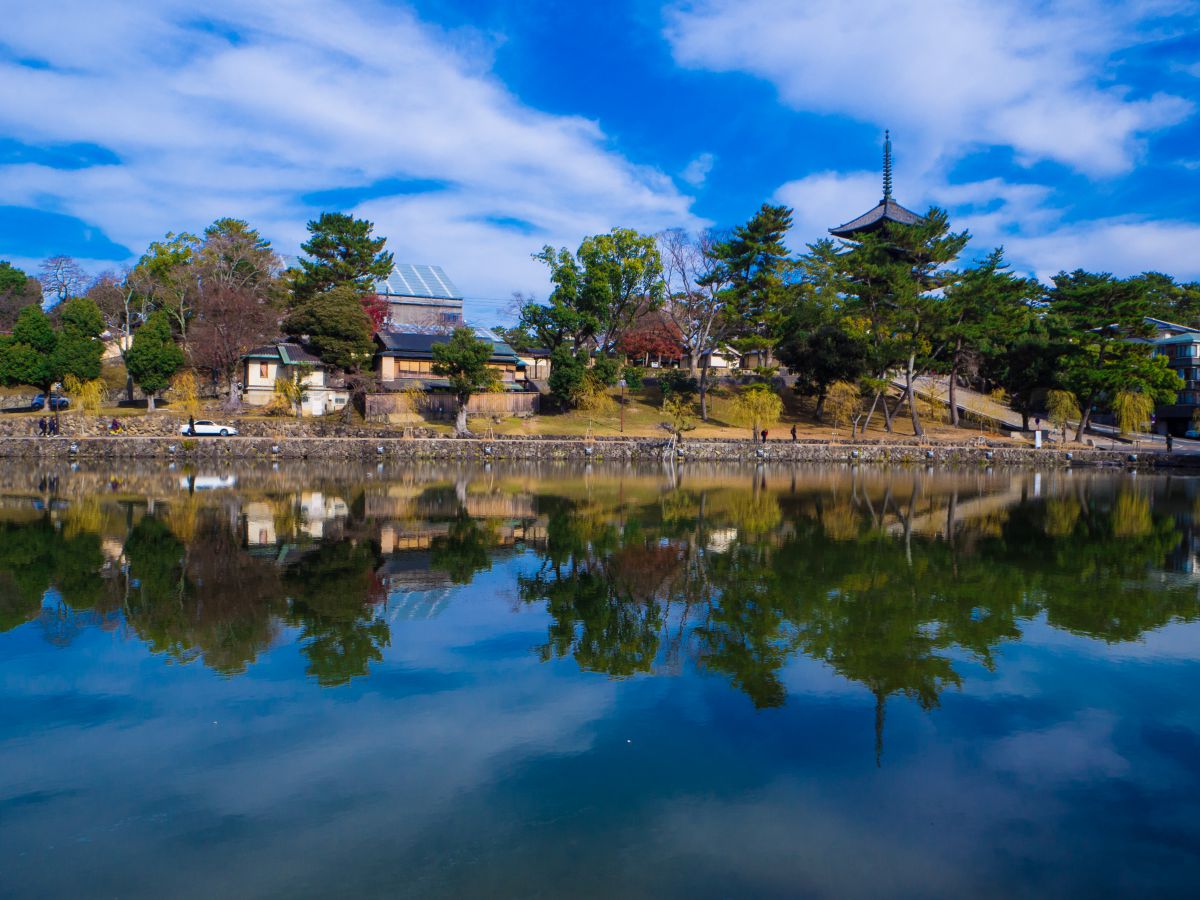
[830,199,923,238]
[244,342,324,365]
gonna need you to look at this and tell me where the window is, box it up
[259,362,269,378]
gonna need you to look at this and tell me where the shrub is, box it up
[658,369,698,399]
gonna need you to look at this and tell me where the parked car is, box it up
[1185,429,1200,439]
[180,420,238,437]
[30,393,69,411]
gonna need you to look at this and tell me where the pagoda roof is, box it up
[830,198,923,238]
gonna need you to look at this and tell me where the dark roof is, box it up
[244,342,324,365]
[375,329,521,365]
[830,199,923,238]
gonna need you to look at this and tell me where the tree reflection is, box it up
[284,539,388,686]
[519,479,1198,759]
[1,469,1197,741]
[0,518,107,632]
[122,514,286,674]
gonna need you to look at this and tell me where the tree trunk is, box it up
[699,360,710,421]
[688,351,699,378]
[147,393,156,412]
[1074,394,1094,442]
[1021,411,1029,431]
[948,344,961,427]
[125,373,135,403]
[882,390,895,433]
[905,355,924,438]
[815,388,827,422]
[862,391,881,434]
[455,398,469,436]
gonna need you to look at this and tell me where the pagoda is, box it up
[829,130,922,240]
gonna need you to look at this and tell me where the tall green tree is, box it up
[1131,271,1200,327]
[289,212,394,300]
[527,227,664,356]
[126,310,184,410]
[1048,270,1183,440]
[432,326,501,435]
[939,248,1041,425]
[284,283,375,370]
[838,207,969,436]
[51,297,105,384]
[706,203,794,359]
[0,305,57,395]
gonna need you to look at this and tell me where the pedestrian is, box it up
[188,414,195,436]
[761,429,768,443]
[49,417,57,436]
[37,416,46,436]
[790,424,797,442]
[1167,433,1174,453]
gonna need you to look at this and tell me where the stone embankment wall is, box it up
[0,415,440,439]
[0,434,1182,468]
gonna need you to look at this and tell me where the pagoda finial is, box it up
[882,129,893,202]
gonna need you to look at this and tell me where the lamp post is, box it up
[618,378,627,433]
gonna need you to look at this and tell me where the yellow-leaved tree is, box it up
[63,374,106,415]
[730,384,782,439]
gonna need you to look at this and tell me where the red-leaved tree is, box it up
[361,293,388,331]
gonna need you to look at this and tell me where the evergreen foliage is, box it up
[290,212,394,300]
[126,310,184,409]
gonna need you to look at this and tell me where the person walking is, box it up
[37,416,47,436]
[1167,433,1174,453]
[188,414,195,436]
[790,424,797,442]
[761,429,768,443]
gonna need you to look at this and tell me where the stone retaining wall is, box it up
[0,435,1182,468]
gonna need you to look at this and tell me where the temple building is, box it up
[830,131,923,240]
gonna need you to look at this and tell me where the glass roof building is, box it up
[376,263,464,329]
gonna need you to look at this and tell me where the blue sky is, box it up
[1,0,1198,323]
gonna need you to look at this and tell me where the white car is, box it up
[181,420,238,437]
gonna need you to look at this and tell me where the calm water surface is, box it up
[2,461,1200,898]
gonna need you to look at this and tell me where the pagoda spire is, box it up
[882,129,893,202]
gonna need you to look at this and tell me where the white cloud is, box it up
[0,0,702,312]
[665,0,1193,177]
[681,151,716,187]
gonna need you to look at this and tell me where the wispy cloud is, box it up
[665,0,1194,177]
[0,0,701,307]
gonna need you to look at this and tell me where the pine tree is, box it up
[707,203,794,359]
[289,213,394,301]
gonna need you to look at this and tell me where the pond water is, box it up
[2,461,1200,898]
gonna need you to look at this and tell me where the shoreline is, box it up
[0,434,1188,468]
